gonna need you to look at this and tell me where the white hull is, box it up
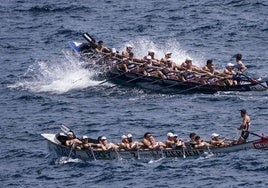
[42,133,268,161]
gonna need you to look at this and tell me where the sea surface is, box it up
[1,0,268,187]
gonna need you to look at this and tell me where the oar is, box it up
[61,124,71,134]
[125,65,169,84]
[98,59,138,85]
[163,73,206,89]
[83,33,96,44]
[125,74,147,83]
[240,74,268,89]
[98,70,129,85]
[176,84,207,94]
[182,147,186,158]
[247,131,267,139]
[67,143,75,161]
[172,77,227,94]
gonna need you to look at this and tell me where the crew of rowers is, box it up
[88,40,248,86]
[63,131,235,152]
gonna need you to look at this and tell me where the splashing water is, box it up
[119,37,204,67]
[10,51,102,94]
[55,156,83,165]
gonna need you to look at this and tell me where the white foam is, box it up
[119,37,203,67]
[9,51,101,94]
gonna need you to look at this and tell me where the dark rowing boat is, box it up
[105,68,268,94]
[41,133,268,161]
[68,35,268,94]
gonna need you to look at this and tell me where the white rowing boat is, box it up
[41,133,268,161]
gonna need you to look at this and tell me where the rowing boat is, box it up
[106,68,268,94]
[41,133,268,161]
[68,40,268,94]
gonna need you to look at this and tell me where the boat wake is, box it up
[148,157,165,164]
[198,151,214,160]
[9,50,102,94]
[55,156,83,165]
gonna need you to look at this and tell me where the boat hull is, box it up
[106,69,268,94]
[42,134,268,161]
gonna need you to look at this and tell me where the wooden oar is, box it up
[98,59,139,85]
[241,74,268,89]
[61,124,72,134]
[124,64,171,85]
[83,33,96,44]
[247,131,267,139]
[98,69,129,85]
[67,143,75,161]
[175,84,207,94]
[148,68,181,85]
[173,77,227,94]
[163,75,204,89]
[125,73,147,83]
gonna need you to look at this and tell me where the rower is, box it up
[122,44,133,58]
[105,48,125,68]
[236,109,251,144]
[95,40,110,54]
[202,59,218,74]
[235,53,247,73]
[188,132,197,148]
[144,56,167,79]
[65,132,82,148]
[172,134,186,149]
[143,49,160,64]
[118,135,130,150]
[127,134,143,149]
[210,133,229,147]
[78,135,93,150]
[180,58,207,84]
[202,60,226,86]
[100,136,119,151]
[165,132,175,148]
[223,63,239,85]
[142,132,166,149]
[160,52,172,65]
[194,136,211,148]
[162,59,185,81]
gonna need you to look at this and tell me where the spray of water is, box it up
[10,37,202,94]
[119,37,204,67]
[9,50,101,94]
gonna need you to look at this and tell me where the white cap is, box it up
[148,49,155,54]
[146,55,152,60]
[167,58,172,62]
[167,132,174,137]
[127,134,133,138]
[101,136,107,140]
[173,134,178,137]
[186,57,193,61]
[122,135,127,139]
[127,44,133,48]
[82,135,88,139]
[111,48,116,53]
[211,133,219,138]
[227,63,234,67]
[165,52,172,55]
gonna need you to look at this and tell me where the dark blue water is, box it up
[1,0,268,187]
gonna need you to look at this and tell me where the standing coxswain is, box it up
[235,53,247,73]
[236,109,251,144]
